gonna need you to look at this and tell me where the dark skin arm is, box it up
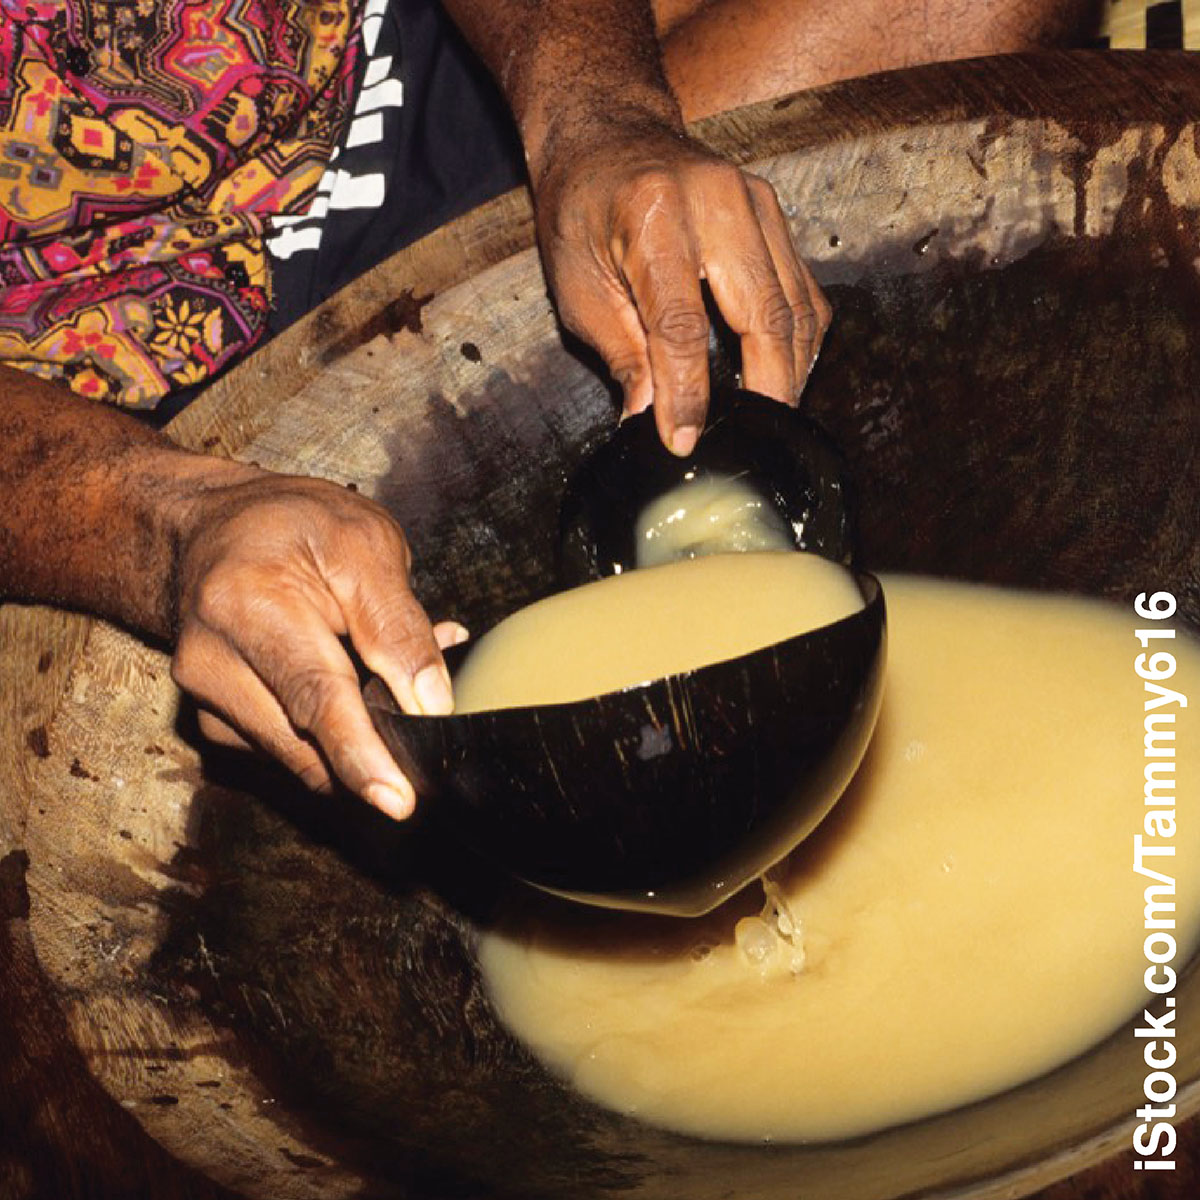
[441,0,831,455]
[0,0,1092,816]
[0,365,460,819]
[2,1,828,816]
[659,0,1100,119]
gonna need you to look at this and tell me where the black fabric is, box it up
[267,0,526,334]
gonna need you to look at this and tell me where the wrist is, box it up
[98,443,263,639]
[526,95,687,192]
[0,363,268,642]
[144,451,266,638]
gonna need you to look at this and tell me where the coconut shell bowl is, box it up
[365,567,885,918]
[557,385,855,583]
[3,52,1200,1200]
[366,385,882,917]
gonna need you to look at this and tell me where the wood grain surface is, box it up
[3,51,1200,1200]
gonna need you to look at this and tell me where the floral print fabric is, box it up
[0,0,361,407]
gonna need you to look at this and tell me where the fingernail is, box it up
[365,779,415,820]
[670,425,700,457]
[413,663,454,716]
[436,620,471,650]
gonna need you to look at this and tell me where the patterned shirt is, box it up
[0,0,363,407]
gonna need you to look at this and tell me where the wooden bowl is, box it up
[3,51,1199,1200]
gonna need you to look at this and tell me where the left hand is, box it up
[168,465,465,819]
[531,114,831,456]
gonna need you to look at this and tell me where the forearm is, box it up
[0,366,253,639]
[439,0,682,184]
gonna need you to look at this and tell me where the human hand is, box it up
[532,114,831,456]
[170,466,463,819]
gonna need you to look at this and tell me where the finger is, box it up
[619,181,709,455]
[552,255,654,416]
[694,175,796,404]
[434,620,470,650]
[178,631,338,797]
[196,709,254,752]
[265,618,419,816]
[196,600,421,819]
[297,511,456,719]
[794,255,832,386]
[333,564,456,720]
[746,175,832,394]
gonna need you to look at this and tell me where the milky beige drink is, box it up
[478,576,1200,1142]
[452,550,863,714]
[634,473,793,568]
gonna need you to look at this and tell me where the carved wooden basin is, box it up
[2,51,1198,1200]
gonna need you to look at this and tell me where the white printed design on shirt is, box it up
[267,0,400,259]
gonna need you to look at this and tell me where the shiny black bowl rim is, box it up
[365,569,885,915]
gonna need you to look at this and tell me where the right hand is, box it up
[169,466,463,820]
[531,114,830,455]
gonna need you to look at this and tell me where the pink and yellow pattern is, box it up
[0,0,361,406]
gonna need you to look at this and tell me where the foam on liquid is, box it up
[477,575,1200,1142]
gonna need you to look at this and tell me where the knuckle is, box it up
[325,507,411,578]
[620,168,679,214]
[278,665,342,734]
[358,504,409,556]
[266,477,394,538]
[295,756,333,795]
[793,289,832,339]
[757,289,796,341]
[696,159,747,198]
[614,171,692,246]
[649,301,709,353]
[359,596,431,659]
[188,565,251,629]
